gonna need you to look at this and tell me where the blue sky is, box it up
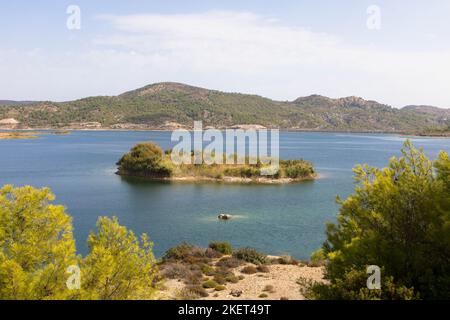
[1,1,450,107]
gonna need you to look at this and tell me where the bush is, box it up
[224,166,260,178]
[216,257,244,269]
[117,142,172,177]
[163,242,198,261]
[201,264,215,276]
[162,263,192,279]
[276,255,299,265]
[225,274,239,283]
[209,241,233,255]
[205,248,223,259]
[281,159,314,178]
[180,285,209,299]
[213,274,227,285]
[259,293,268,298]
[202,280,219,289]
[308,269,418,300]
[241,266,257,274]
[183,272,203,285]
[215,285,226,291]
[233,247,267,265]
[313,141,450,299]
[309,249,326,267]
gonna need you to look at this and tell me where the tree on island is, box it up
[310,140,450,299]
[117,142,172,177]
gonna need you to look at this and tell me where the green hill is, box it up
[0,82,448,132]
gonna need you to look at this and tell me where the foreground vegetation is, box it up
[0,185,157,299]
[306,140,450,299]
[116,142,316,183]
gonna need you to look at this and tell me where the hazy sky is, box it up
[1,0,450,107]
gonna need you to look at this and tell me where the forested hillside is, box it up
[0,82,448,132]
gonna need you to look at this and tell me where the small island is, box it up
[0,130,71,140]
[116,142,316,184]
[0,131,39,140]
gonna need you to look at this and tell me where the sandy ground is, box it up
[157,261,325,300]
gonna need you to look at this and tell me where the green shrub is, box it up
[309,249,326,267]
[308,269,418,300]
[280,159,314,178]
[181,285,209,299]
[162,263,192,279]
[259,293,268,298]
[215,285,226,291]
[205,247,223,259]
[216,257,243,269]
[162,242,195,261]
[209,241,233,255]
[313,141,450,300]
[202,280,219,289]
[224,166,260,178]
[213,274,227,285]
[233,247,267,265]
[201,264,215,276]
[117,142,172,177]
[225,274,239,283]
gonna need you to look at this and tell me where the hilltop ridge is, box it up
[0,82,448,133]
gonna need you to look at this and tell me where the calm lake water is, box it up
[1,131,449,259]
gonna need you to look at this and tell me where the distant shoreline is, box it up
[1,127,449,140]
[2,127,448,137]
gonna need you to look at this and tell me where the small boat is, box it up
[218,213,233,220]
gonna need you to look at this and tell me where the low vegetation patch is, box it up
[208,241,233,255]
[233,247,267,265]
[241,265,258,274]
[216,257,244,269]
[178,285,209,299]
[202,280,219,289]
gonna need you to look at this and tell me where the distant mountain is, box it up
[0,82,448,132]
[0,100,39,106]
[402,105,450,124]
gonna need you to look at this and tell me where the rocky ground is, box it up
[154,244,326,300]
